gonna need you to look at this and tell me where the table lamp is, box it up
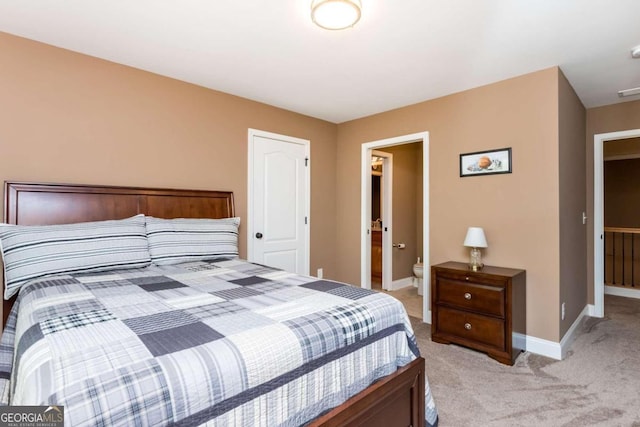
[463,227,488,271]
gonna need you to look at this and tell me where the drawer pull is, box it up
[464,292,472,300]
[464,322,472,330]
[465,276,469,281]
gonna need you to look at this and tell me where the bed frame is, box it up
[2,181,425,427]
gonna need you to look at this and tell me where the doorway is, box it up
[360,131,430,323]
[248,129,310,275]
[594,128,640,317]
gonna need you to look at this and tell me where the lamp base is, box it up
[469,263,484,272]
[468,247,483,271]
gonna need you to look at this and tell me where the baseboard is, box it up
[523,335,562,360]
[517,304,590,361]
[389,277,414,291]
[559,304,590,359]
[605,285,640,299]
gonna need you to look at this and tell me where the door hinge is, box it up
[305,157,309,167]
[305,216,308,225]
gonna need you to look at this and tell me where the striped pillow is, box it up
[0,215,151,299]
[145,216,240,265]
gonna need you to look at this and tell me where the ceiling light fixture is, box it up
[311,0,361,30]
[618,87,640,98]
[632,45,640,59]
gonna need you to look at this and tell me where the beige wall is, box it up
[337,68,561,341]
[586,100,640,305]
[0,30,597,344]
[557,70,587,338]
[0,32,338,287]
[377,143,423,281]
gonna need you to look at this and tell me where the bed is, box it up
[0,181,438,427]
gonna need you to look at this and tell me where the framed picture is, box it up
[460,147,512,177]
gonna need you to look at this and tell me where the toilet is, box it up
[413,259,424,296]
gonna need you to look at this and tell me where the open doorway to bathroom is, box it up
[372,144,423,319]
[361,131,430,323]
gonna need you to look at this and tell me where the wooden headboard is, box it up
[2,181,235,326]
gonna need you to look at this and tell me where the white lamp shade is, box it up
[464,227,488,248]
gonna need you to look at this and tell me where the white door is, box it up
[248,129,310,275]
[371,150,393,291]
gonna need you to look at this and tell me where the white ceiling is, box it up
[1,0,639,123]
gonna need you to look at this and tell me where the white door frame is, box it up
[247,128,311,275]
[593,128,640,317]
[361,131,430,323]
[371,150,393,290]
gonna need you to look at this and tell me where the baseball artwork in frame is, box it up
[460,147,512,177]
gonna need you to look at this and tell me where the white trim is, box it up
[605,285,640,299]
[383,154,393,291]
[594,129,640,318]
[519,305,590,360]
[361,149,372,289]
[524,335,562,360]
[247,129,311,275]
[360,131,430,323]
[513,305,593,360]
[559,304,590,359]
[388,276,414,291]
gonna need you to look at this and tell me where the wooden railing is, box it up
[604,227,640,288]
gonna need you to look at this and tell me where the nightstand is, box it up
[431,261,526,365]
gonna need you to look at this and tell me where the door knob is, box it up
[255,232,263,239]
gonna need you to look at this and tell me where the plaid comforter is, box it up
[0,259,438,426]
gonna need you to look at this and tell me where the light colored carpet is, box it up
[384,285,423,318]
[411,295,640,426]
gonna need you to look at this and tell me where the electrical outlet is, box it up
[561,302,566,320]
[317,268,323,279]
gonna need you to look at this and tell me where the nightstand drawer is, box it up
[436,278,505,317]
[435,269,509,287]
[436,307,505,350]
